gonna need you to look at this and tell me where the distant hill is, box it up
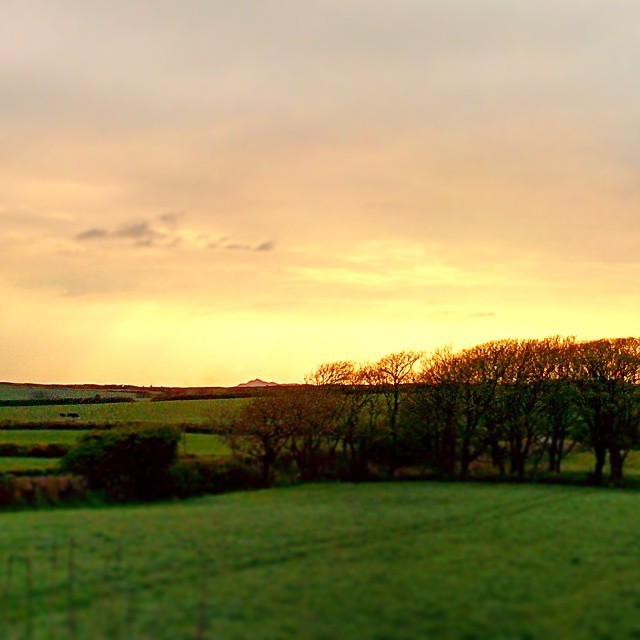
[0,380,286,404]
[236,379,280,388]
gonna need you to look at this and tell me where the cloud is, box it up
[157,211,184,226]
[255,240,275,252]
[74,213,179,248]
[225,242,252,251]
[74,214,275,254]
[76,228,108,241]
[209,238,276,252]
[113,221,155,240]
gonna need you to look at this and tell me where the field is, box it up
[0,396,238,472]
[0,383,144,402]
[0,431,230,474]
[0,457,58,473]
[0,397,246,425]
[0,430,89,446]
[0,429,229,456]
[1,482,640,639]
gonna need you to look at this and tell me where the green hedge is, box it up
[61,425,182,501]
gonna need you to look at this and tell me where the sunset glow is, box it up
[2,2,640,385]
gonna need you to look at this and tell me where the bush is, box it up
[28,443,70,458]
[0,474,18,506]
[61,425,182,501]
[169,457,263,498]
[0,474,88,507]
[0,443,69,458]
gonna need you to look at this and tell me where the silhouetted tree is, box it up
[572,338,640,484]
[368,351,422,473]
[226,394,292,486]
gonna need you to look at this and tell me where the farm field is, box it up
[0,397,246,426]
[6,424,640,479]
[0,429,229,454]
[0,383,143,402]
[0,457,58,472]
[561,450,640,476]
[0,430,87,446]
[2,483,640,639]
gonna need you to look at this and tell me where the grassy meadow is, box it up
[0,383,143,402]
[0,431,230,474]
[0,429,229,456]
[0,457,59,473]
[0,397,246,426]
[2,482,640,639]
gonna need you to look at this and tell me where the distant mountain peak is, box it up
[236,378,279,388]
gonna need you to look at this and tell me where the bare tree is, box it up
[490,338,562,477]
[411,347,463,475]
[284,386,341,481]
[572,338,640,484]
[540,338,581,474]
[305,360,358,386]
[369,351,422,470]
[226,394,291,486]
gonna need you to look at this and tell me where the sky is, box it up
[2,1,640,386]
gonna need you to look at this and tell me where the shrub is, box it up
[169,457,263,498]
[28,443,70,458]
[0,474,88,507]
[61,425,182,501]
[0,474,19,506]
[0,443,70,458]
[0,443,22,456]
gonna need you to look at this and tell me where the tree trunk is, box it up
[548,442,558,473]
[509,435,525,477]
[553,433,566,474]
[441,425,457,475]
[460,442,472,478]
[490,440,506,477]
[591,446,607,485]
[609,444,625,485]
[260,458,272,487]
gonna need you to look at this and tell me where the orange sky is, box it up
[2,2,640,386]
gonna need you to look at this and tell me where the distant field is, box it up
[0,430,86,446]
[562,450,640,475]
[180,433,231,457]
[0,397,247,425]
[0,457,58,472]
[3,483,640,639]
[0,430,230,461]
[0,383,143,402]
[4,425,640,478]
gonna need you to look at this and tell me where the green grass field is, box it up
[0,429,229,455]
[0,383,141,402]
[2,482,640,639]
[0,430,87,446]
[0,457,59,472]
[0,397,246,425]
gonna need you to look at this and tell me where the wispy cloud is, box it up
[254,240,275,252]
[75,213,275,253]
[219,240,276,252]
[75,213,179,247]
[76,228,108,241]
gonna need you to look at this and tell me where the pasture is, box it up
[0,457,58,473]
[0,397,246,426]
[2,482,640,639]
[0,431,230,474]
[0,383,143,402]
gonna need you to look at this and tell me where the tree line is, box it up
[222,337,640,486]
